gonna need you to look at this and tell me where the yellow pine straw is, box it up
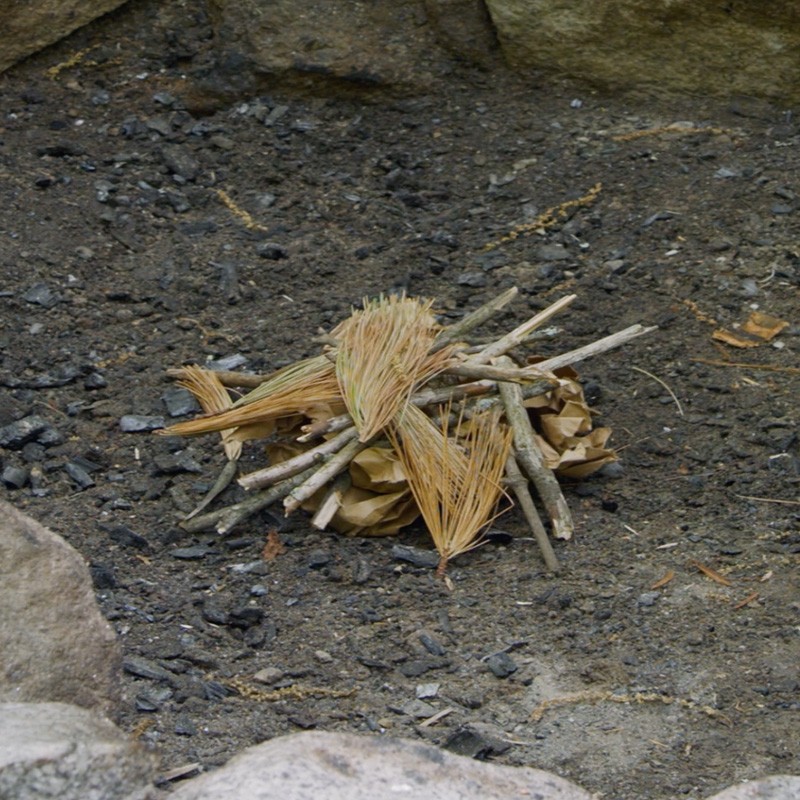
[389,403,513,577]
[172,366,242,461]
[161,355,342,438]
[333,295,455,443]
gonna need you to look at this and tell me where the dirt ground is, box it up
[1,2,798,798]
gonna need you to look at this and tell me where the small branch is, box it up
[298,377,558,443]
[181,465,318,534]
[497,357,574,540]
[446,362,551,384]
[183,459,239,521]
[631,365,684,417]
[431,286,519,352]
[534,324,657,373]
[238,426,360,491]
[469,295,576,365]
[504,455,560,572]
[312,472,351,530]
[284,438,368,514]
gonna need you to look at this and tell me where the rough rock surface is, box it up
[706,777,800,800]
[0,702,155,800]
[0,0,130,74]
[0,500,121,715]
[203,0,495,97]
[484,0,800,102]
[168,730,595,800]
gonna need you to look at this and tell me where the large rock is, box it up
[484,0,800,103]
[0,500,121,716]
[0,702,155,800]
[0,0,131,75]
[202,0,497,98]
[706,776,800,800]
[169,730,594,800]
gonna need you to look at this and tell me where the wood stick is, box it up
[446,362,551,384]
[183,458,239,521]
[534,324,657,373]
[496,356,574,540]
[431,286,519,352]
[504,455,560,572]
[469,294,576,365]
[180,465,318,534]
[284,437,368,514]
[238,426,359,491]
[297,376,559,442]
[312,472,351,530]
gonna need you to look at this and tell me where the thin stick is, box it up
[238,426,359,491]
[284,437,368,514]
[184,459,239,521]
[691,358,800,375]
[497,357,574,540]
[631,366,684,416]
[297,377,558,443]
[534,324,657,372]
[469,295,576,365]
[504,455,560,572]
[431,286,519,352]
[181,465,319,534]
[734,494,800,506]
[312,472,351,530]
[446,362,552,384]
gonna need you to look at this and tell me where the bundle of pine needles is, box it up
[388,403,513,576]
[159,289,655,576]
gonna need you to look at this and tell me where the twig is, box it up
[181,466,318,534]
[631,366,684,416]
[469,295,577,365]
[691,358,800,375]
[496,357,574,540]
[297,377,558,442]
[534,324,657,372]
[504,455,560,572]
[431,286,519,352]
[183,458,239,521]
[312,472,351,530]
[238,426,359,491]
[284,438,368,514]
[446,361,551,384]
[733,494,800,506]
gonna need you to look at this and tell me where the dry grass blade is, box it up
[389,403,513,576]
[173,365,241,460]
[334,295,455,442]
[161,355,341,438]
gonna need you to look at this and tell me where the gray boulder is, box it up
[203,0,496,97]
[0,0,130,75]
[169,729,595,800]
[484,0,800,103]
[706,776,800,800]
[0,702,155,800]
[0,500,121,716]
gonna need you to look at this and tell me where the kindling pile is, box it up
[159,288,654,576]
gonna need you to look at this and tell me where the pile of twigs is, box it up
[160,288,654,576]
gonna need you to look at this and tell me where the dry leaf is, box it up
[262,528,286,561]
[712,310,789,348]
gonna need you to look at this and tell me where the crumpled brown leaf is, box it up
[524,363,617,477]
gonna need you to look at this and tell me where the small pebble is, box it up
[119,415,165,432]
[485,651,518,678]
[637,591,661,607]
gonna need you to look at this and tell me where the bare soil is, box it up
[1,2,798,798]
